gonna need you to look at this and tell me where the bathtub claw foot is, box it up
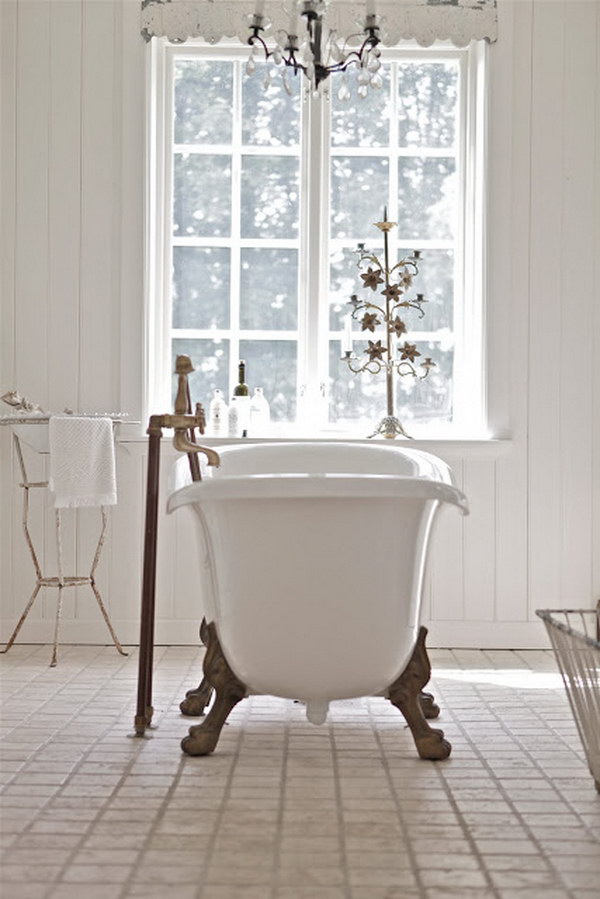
[387,626,451,761]
[180,678,214,717]
[181,619,246,757]
[419,690,440,719]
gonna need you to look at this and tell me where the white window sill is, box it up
[116,425,511,458]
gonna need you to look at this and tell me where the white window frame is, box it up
[145,37,488,437]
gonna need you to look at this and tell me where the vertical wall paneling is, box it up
[48,1,81,413]
[527,0,565,617]
[463,459,496,621]
[593,5,600,606]
[13,2,52,620]
[107,446,145,643]
[0,1,18,618]
[557,2,596,606]
[14,1,51,408]
[428,455,465,622]
[76,1,119,623]
[493,1,532,623]
[79,0,118,413]
[47,1,83,618]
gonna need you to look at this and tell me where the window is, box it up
[147,40,487,436]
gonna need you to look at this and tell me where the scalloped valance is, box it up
[141,0,497,48]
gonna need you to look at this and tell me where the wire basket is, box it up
[536,606,600,792]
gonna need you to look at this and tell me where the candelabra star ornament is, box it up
[340,209,436,439]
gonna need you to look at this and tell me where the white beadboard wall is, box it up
[1,0,599,649]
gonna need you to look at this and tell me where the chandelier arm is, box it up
[248,32,307,77]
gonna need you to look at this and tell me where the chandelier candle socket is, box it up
[341,208,435,439]
[247,0,382,94]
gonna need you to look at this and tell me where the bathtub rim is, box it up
[167,473,468,514]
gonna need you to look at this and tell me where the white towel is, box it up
[49,416,117,508]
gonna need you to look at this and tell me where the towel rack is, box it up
[0,415,128,666]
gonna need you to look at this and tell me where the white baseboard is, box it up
[1,617,551,650]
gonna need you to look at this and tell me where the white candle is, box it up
[342,314,353,354]
[288,6,298,36]
[366,0,376,16]
[255,0,265,15]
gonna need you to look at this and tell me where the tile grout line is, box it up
[1,646,141,892]
[270,699,290,899]
[366,696,429,898]
[195,695,252,899]
[328,715,354,899]
[433,673,582,898]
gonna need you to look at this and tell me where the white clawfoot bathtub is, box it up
[167,442,468,755]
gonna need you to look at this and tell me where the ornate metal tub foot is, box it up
[180,678,214,716]
[419,690,440,719]
[181,619,246,757]
[387,627,451,760]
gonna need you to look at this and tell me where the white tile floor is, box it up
[1,644,599,899]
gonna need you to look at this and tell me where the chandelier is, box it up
[246,0,383,96]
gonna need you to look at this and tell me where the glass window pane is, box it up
[329,340,453,426]
[398,62,458,149]
[174,60,233,145]
[331,157,389,239]
[330,67,391,148]
[329,245,384,330]
[239,340,297,422]
[240,249,298,330]
[397,157,456,240]
[328,340,386,425]
[396,341,454,426]
[172,338,230,402]
[172,247,230,330]
[397,248,454,332]
[242,62,301,147]
[241,157,299,239]
[173,153,231,237]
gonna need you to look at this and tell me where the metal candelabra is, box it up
[340,209,435,439]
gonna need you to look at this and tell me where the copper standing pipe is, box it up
[135,420,162,735]
[133,356,220,737]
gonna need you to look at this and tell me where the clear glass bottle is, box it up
[227,397,240,437]
[249,387,271,436]
[209,389,228,436]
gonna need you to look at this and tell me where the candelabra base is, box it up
[368,415,412,440]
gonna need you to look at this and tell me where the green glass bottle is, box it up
[233,360,249,397]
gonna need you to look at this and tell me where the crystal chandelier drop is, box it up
[246,0,383,97]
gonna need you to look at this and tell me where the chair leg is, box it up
[181,620,246,756]
[387,627,451,760]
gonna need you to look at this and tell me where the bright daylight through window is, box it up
[150,40,486,437]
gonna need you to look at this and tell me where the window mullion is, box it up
[299,87,329,432]
[229,60,243,398]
